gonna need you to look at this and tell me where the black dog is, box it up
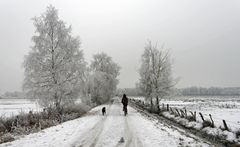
[102,107,106,116]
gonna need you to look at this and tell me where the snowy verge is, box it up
[0,104,107,147]
[162,112,240,144]
[130,100,240,145]
[0,103,95,145]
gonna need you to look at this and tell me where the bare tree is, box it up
[89,52,120,105]
[138,41,175,112]
[23,5,86,111]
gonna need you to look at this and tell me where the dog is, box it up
[102,107,106,116]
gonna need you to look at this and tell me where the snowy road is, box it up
[1,98,213,147]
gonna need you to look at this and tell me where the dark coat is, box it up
[122,96,128,106]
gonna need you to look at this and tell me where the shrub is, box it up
[0,103,91,143]
[39,119,58,130]
[236,130,240,138]
[0,133,15,144]
[62,104,90,115]
[0,121,6,132]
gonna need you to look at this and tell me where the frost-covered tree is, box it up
[138,41,175,112]
[89,52,120,104]
[138,47,154,111]
[23,5,86,111]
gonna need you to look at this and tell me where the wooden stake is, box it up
[199,112,205,122]
[189,111,194,116]
[180,109,185,118]
[223,120,229,131]
[189,111,196,121]
[176,109,181,116]
[194,111,196,121]
[209,114,214,128]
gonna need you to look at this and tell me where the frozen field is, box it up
[0,98,41,117]
[0,98,83,118]
[131,96,240,131]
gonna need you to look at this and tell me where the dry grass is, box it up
[0,103,91,144]
[202,120,214,128]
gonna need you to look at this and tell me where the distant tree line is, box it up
[117,88,142,97]
[177,87,240,96]
[2,91,25,98]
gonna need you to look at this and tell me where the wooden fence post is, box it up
[194,111,196,121]
[180,109,185,118]
[223,120,229,131]
[189,111,196,121]
[175,109,181,116]
[209,114,214,128]
[199,112,205,122]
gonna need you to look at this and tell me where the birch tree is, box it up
[138,47,154,111]
[23,5,86,111]
[89,52,120,104]
[138,41,175,112]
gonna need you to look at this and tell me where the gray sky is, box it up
[0,0,240,93]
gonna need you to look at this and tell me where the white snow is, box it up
[131,96,240,132]
[0,99,41,117]
[162,111,239,143]
[0,98,213,147]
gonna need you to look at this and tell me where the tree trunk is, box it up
[150,97,153,113]
[156,96,160,113]
[54,92,61,114]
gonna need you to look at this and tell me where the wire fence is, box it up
[201,113,240,130]
[130,98,240,131]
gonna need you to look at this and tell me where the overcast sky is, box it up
[0,0,240,93]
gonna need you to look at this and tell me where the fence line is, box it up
[130,98,240,131]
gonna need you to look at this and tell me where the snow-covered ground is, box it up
[131,96,240,131]
[0,98,83,118]
[0,98,41,117]
[0,97,212,147]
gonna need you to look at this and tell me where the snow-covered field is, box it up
[0,98,41,117]
[0,97,212,147]
[131,96,240,131]
[0,98,83,118]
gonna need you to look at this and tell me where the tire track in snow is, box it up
[123,117,143,147]
[94,99,126,147]
[71,104,112,147]
[115,112,143,147]
[77,117,106,147]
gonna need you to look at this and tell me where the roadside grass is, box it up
[0,103,91,144]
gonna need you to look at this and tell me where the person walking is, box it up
[121,94,128,116]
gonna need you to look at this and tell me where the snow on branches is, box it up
[89,53,120,105]
[138,41,175,112]
[23,5,86,109]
